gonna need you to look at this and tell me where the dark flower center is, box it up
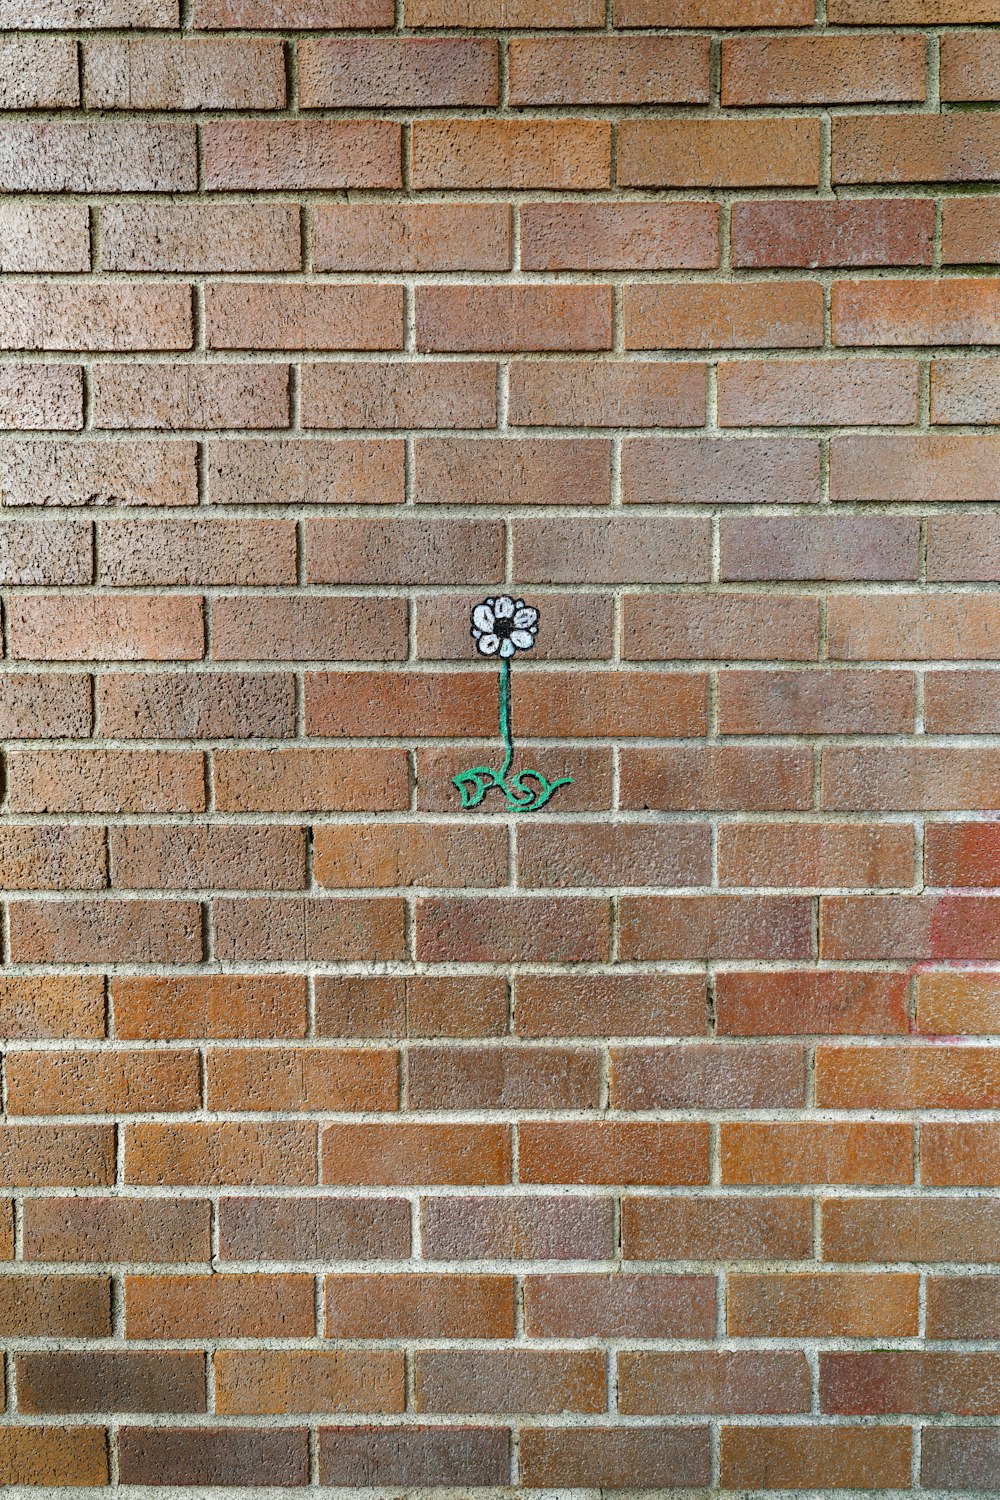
[494,615,514,640]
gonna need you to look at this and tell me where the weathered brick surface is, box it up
[0,4,995,1495]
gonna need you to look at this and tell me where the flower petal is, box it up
[476,633,500,656]
[494,595,515,620]
[513,606,538,629]
[472,603,495,633]
[511,629,536,650]
[499,637,516,657]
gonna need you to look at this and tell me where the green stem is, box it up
[498,654,514,779]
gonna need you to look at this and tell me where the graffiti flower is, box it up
[471,596,539,659]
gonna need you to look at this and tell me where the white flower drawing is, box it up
[471,595,539,659]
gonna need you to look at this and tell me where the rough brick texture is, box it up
[0,3,995,1497]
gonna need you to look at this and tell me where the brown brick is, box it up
[927,1275,1000,1338]
[0,1430,108,1488]
[722,1122,913,1186]
[732,199,933,268]
[8,749,205,815]
[0,121,195,192]
[510,361,704,428]
[214,749,408,812]
[718,359,918,426]
[317,975,507,1039]
[719,668,915,734]
[722,514,918,580]
[0,1275,111,1336]
[922,1123,1000,1187]
[307,517,503,585]
[625,593,820,661]
[519,1427,710,1491]
[218,1196,410,1262]
[823,892,1000,960]
[415,436,612,502]
[918,971,1000,1035]
[314,823,503,890]
[729,1272,919,1338]
[721,1426,912,1491]
[613,1042,805,1110]
[624,436,818,505]
[326,1274,514,1339]
[207,284,402,353]
[411,120,610,190]
[513,669,706,738]
[196,0,391,19]
[23,1197,211,1264]
[828,593,1000,660]
[517,822,712,889]
[99,671,294,740]
[99,518,294,587]
[216,1350,404,1415]
[943,199,1000,264]
[212,896,406,962]
[834,114,1000,184]
[0,204,90,273]
[832,434,1000,502]
[415,591,612,662]
[420,1195,614,1262]
[300,37,496,106]
[515,973,706,1038]
[520,1122,709,1186]
[16,1351,204,1415]
[0,365,82,430]
[313,202,510,272]
[0,38,79,108]
[410,0,602,19]
[940,31,1000,99]
[112,824,301,892]
[835,278,1000,344]
[0,285,190,353]
[623,1195,813,1263]
[102,203,300,272]
[7,1049,199,1117]
[408,1045,599,1111]
[208,1046,398,1112]
[204,121,401,189]
[307,668,494,736]
[625,282,823,351]
[213,595,406,662]
[715,971,908,1036]
[831,0,1000,14]
[320,1427,510,1488]
[416,896,611,963]
[823,1350,1000,1416]
[932,358,1000,423]
[0,676,90,739]
[321,1123,510,1186]
[619,118,820,188]
[208,437,402,506]
[85,36,285,108]
[515,516,710,584]
[510,35,709,104]
[1,439,196,508]
[925,819,1000,884]
[723,34,924,104]
[125,1122,317,1187]
[118,1427,308,1488]
[617,0,813,18]
[0,976,105,1038]
[414,1350,605,1416]
[114,975,307,1040]
[922,1429,1000,1492]
[823,1197,1000,1263]
[621,747,813,812]
[125,1273,315,1339]
[521,202,719,271]
[9,898,202,964]
[0,1126,113,1188]
[92,363,289,431]
[525,1273,714,1339]
[823,747,1000,812]
[620,1351,810,1416]
[719,821,915,889]
[417,285,612,353]
[0,517,91,585]
[927,516,1000,582]
[302,362,494,430]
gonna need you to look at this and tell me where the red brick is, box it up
[918,971,1000,1036]
[214,748,407,813]
[320,1427,509,1489]
[943,33,1000,100]
[419,438,612,507]
[313,202,510,272]
[0,283,190,352]
[305,670,494,736]
[416,896,610,964]
[300,38,497,106]
[515,973,706,1038]
[834,114,1000,184]
[828,593,1000,660]
[617,0,813,17]
[932,358,1000,424]
[624,593,820,661]
[835,278,1000,345]
[832,433,1000,502]
[721,1426,912,1491]
[822,893,1000,960]
[0,1430,107,1487]
[618,895,813,961]
[519,1428,710,1491]
[730,1272,919,1338]
[625,282,823,351]
[417,285,611,353]
[92,363,288,431]
[0,676,90,738]
[823,1197,1000,1263]
[621,746,813,812]
[314,823,505,890]
[0,204,90,273]
[612,1042,805,1110]
[519,1121,709,1186]
[718,359,918,426]
[823,747,1000,812]
[204,121,401,189]
[517,822,711,889]
[215,1349,405,1415]
[0,1126,114,1188]
[0,121,195,192]
[7,1049,199,1117]
[84,37,285,109]
[0,366,82,429]
[114,976,307,1041]
[208,438,402,506]
[8,899,202,965]
[620,1351,810,1415]
[723,35,924,104]
[515,516,710,584]
[1,439,196,507]
[125,1122,317,1187]
[510,361,704,428]
[723,1122,913,1185]
[302,362,494,430]
[212,595,406,662]
[316,975,506,1039]
[510,36,709,104]
[7,749,205,814]
[521,202,719,271]
[118,1427,308,1487]
[307,517,503,585]
[0,976,105,1038]
[195,0,392,20]
[410,0,602,20]
[927,516,1000,581]
[414,1350,605,1415]
[421,1195,614,1262]
[98,671,294,740]
[206,285,402,352]
[623,1195,813,1262]
[102,203,300,273]
[326,1274,514,1339]
[23,1198,210,1264]
[212,896,406,962]
[0,37,79,108]
[922,1123,1000,1186]
[719,822,915,890]
[715,971,908,1036]
[411,120,610,190]
[732,199,933,268]
[321,1123,510,1186]
[126,1273,315,1339]
[207,1046,398,1112]
[943,199,1000,264]
[619,119,820,188]
[925,820,1000,885]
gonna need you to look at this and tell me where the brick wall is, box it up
[1,0,999,1494]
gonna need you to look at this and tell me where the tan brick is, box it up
[0,366,82,430]
[206,284,402,352]
[204,121,401,189]
[521,203,719,271]
[510,35,709,104]
[313,202,510,272]
[619,119,820,188]
[300,37,497,106]
[0,203,90,273]
[84,36,285,109]
[102,203,300,273]
[0,38,79,108]
[10,593,200,659]
[411,120,610,190]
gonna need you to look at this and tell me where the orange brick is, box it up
[212,896,406,962]
[216,1350,405,1416]
[721,1426,912,1491]
[299,37,497,106]
[7,1049,199,1117]
[113,976,307,1041]
[922,1123,1000,1186]
[125,1122,317,1187]
[313,202,510,271]
[313,823,506,889]
[721,1122,913,1185]
[521,202,718,271]
[729,1272,919,1338]
[520,1122,709,1187]
[126,1274,315,1339]
[513,669,706,738]
[0,1125,114,1188]
[917,971,1000,1035]
[619,119,820,188]
[925,820,1000,884]
[0,976,106,1040]
[0,1429,108,1488]
[617,0,813,18]
[509,36,709,104]
[832,434,1000,502]
[7,749,205,814]
[321,1123,510,1186]
[817,1043,1000,1109]
[326,1274,514,1338]
[623,1195,812,1262]
[204,121,401,189]
[621,746,813,812]
[823,892,1000,960]
[306,669,494,736]
[723,35,924,104]
[411,120,610,190]
[317,975,507,1039]
[625,282,822,350]
[207,1047,398,1112]
[834,114,1000,183]
[214,748,408,812]
[942,199,1000,264]
[719,822,915,890]
[22,1199,210,1264]
[834,278,1000,344]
